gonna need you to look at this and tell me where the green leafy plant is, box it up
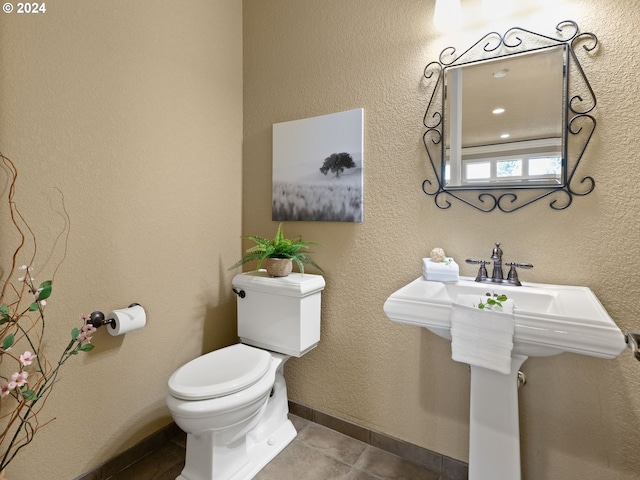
[229,223,323,274]
[478,293,508,310]
[0,154,96,472]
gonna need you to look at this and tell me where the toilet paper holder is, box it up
[87,303,142,329]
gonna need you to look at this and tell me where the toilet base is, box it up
[174,364,295,480]
[238,418,297,480]
[176,419,295,480]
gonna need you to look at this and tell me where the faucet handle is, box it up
[466,259,490,282]
[506,262,533,269]
[466,259,491,265]
[505,262,533,286]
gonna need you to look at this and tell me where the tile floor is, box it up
[106,415,456,480]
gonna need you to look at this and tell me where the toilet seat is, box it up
[168,344,272,401]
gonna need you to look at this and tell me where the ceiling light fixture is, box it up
[481,0,514,20]
[433,0,462,32]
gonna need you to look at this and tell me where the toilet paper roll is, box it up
[106,304,146,336]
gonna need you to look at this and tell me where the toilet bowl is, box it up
[167,343,294,480]
[166,271,325,480]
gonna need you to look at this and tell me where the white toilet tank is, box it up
[232,271,325,357]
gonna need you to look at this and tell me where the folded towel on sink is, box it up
[450,294,515,374]
[423,258,459,282]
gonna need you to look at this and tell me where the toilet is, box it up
[166,270,325,480]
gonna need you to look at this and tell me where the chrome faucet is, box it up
[466,242,533,286]
[491,242,504,281]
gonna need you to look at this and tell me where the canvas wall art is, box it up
[272,108,364,222]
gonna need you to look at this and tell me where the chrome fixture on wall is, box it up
[87,303,142,329]
[421,20,598,212]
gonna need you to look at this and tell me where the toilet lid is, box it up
[168,344,272,400]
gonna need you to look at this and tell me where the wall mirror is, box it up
[422,21,597,212]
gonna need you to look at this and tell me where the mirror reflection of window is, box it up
[497,160,522,178]
[466,162,490,181]
[449,155,563,185]
[529,156,561,177]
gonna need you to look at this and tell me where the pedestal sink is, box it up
[383,276,627,480]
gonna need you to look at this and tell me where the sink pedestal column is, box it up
[468,354,527,480]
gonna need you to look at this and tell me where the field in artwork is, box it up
[272,170,363,222]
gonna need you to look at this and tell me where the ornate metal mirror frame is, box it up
[422,21,597,213]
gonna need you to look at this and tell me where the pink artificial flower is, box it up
[77,323,97,343]
[19,351,36,366]
[0,382,12,398]
[18,266,34,282]
[11,371,28,388]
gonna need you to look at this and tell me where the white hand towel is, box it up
[450,294,515,374]
[423,258,460,282]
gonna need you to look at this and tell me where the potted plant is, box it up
[229,223,323,277]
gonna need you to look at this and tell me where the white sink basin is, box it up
[383,276,626,358]
[384,276,626,480]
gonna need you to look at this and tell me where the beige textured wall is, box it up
[244,0,640,478]
[0,1,242,478]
